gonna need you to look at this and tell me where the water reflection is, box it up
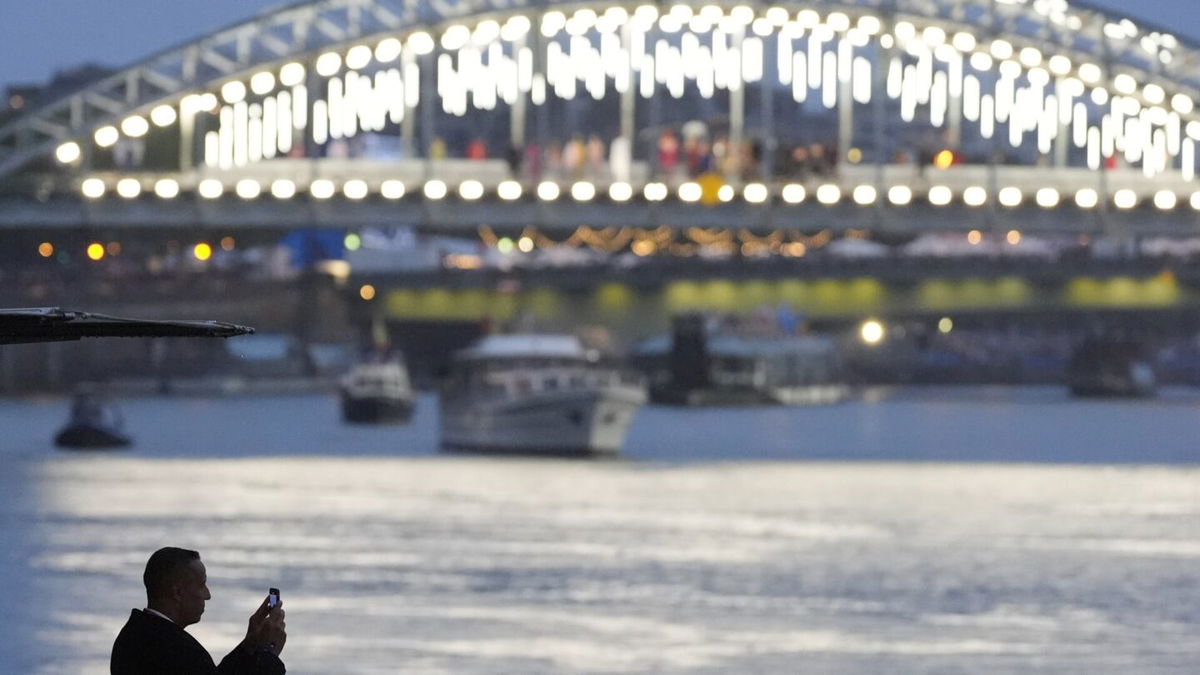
[2,391,1199,673]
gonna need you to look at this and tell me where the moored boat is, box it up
[1066,335,1156,398]
[439,334,646,457]
[55,392,131,449]
[339,361,415,423]
[632,313,850,406]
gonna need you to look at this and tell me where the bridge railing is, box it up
[56,158,1200,211]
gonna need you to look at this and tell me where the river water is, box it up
[1,387,1198,674]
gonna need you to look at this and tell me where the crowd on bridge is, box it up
[414,129,843,184]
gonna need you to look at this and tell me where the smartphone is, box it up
[267,587,281,610]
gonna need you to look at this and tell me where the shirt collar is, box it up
[143,607,177,625]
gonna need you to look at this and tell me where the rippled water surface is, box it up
[1,388,1198,674]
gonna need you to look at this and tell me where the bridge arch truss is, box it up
[5,0,1200,234]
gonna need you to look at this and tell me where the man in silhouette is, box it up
[111,547,286,674]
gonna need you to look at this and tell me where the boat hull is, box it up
[439,387,644,457]
[54,424,131,449]
[340,394,415,424]
[652,384,850,406]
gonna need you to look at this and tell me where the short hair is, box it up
[143,547,200,601]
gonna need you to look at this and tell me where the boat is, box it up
[54,391,132,449]
[631,313,850,406]
[439,334,646,457]
[339,360,415,423]
[1066,335,1156,397]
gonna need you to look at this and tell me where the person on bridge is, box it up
[111,547,286,675]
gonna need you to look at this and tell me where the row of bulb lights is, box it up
[76,176,1200,211]
[51,6,1199,168]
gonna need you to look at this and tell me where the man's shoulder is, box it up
[112,609,216,675]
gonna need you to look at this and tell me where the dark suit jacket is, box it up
[111,609,285,675]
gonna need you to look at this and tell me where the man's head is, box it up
[143,547,210,627]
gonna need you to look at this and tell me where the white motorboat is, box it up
[439,334,646,457]
[340,361,416,423]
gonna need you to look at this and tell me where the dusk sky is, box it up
[1,0,1198,87]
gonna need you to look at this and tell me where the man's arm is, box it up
[216,597,286,675]
[216,646,285,675]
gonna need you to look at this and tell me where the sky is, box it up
[1,0,1199,88]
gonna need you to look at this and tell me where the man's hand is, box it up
[245,596,287,656]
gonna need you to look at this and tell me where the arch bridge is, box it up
[4,0,1200,238]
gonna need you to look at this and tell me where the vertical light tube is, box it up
[792,52,807,102]
[387,69,405,124]
[312,99,329,144]
[821,51,836,108]
[1009,92,1025,147]
[233,101,248,166]
[837,39,852,83]
[808,35,822,88]
[980,94,995,139]
[887,57,902,99]
[1037,96,1055,155]
[341,74,359,137]
[292,85,307,130]
[725,46,742,93]
[696,46,713,99]
[404,61,420,108]
[1123,116,1142,164]
[1073,102,1088,148]
[1101,114,1115,157]
[277,90,293,154]
[916,52,932,105]
[900,65,917,121]
[488,42,507,108]
[640,55,655,98]
[1058,84,1073,125]
[1111,98,1126,152]
[329,76,344,139]
[205,131,219,167]
[1184,138,1195,181]
[615,42,631,94]
[963,75,980,121]
[931,71,947,127]
[248,104,263,163]
[532,73,546,105]
[713,30,727,90]
[372,70,387,128]
[996,76,1013,124]
[1167,112,1182,156]
[1151,128,1167,177]
[518,47,534,91]
[262,97,277,159]
[558,47,578,100]
[948,52,962,98]
[1087,126,1101,169]
[853,57,871,104]
[603,33,623,79]
[219,106,234,169]
[667,45,683,98]
[743,37,763,83]
[778,35,792,85]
